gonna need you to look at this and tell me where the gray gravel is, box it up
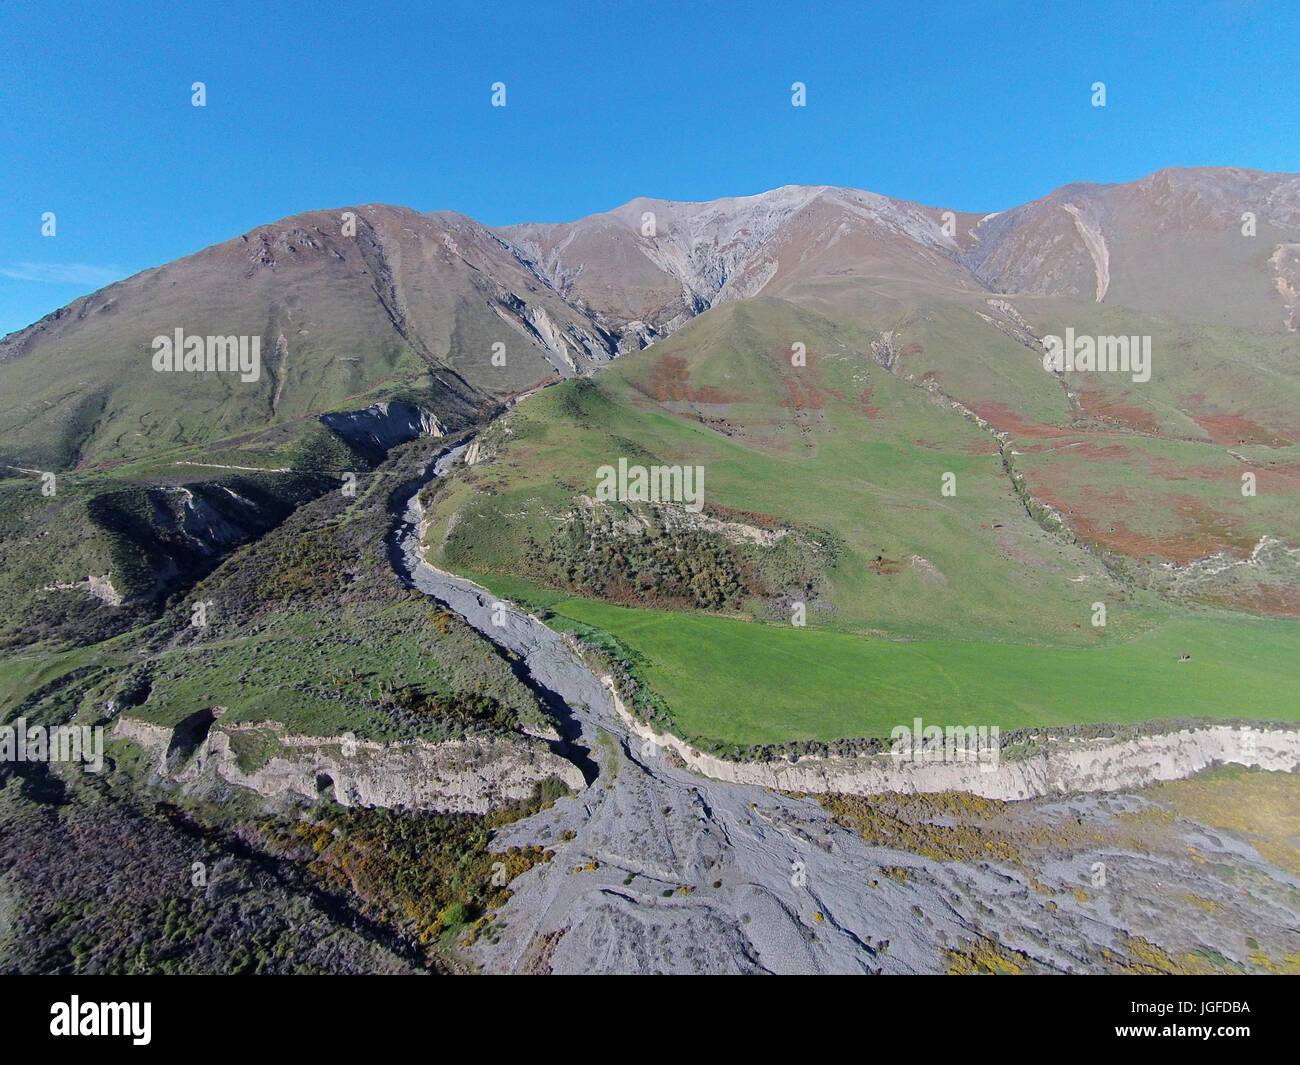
[388,446,1300,974]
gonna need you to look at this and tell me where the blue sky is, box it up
[1,0,1296,336]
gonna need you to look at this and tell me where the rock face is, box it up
[501,184,972,339]
[610,684,1300,800]
[43,573,123,605]
[1271,242,1300,331]
[319,401,444,454]
[79,470,341,606]
[114,716,583,814]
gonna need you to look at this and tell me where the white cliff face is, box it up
[1060,202,1111,302]
[114,717,583,814]
[628,186,959,305]
[491,299,610,376]
[633,186,825,306]
[609,682,1300,801]
[523,305,580,371]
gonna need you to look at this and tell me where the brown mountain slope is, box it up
[0,206,623,469]
[1,167,1296,474]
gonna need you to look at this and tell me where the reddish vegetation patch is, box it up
[968,402,1073,438]
[1077,393,1162,435]
[1194,413,1293,448]
[781,376,826,410]
[856,386,880,417]
[1147,457,1300,498]
[1032,485,1257,564]
[1257,464,1300,494]
[1197,586,1300,618]
[634,355,739,404]
[701,502,786,529]
[1147,456,1237,481]
[814,384,878,416]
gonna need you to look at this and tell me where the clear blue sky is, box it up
[1,0,1296,335]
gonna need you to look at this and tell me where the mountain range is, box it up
[4,164,1300,977]
[4,166,1296,473]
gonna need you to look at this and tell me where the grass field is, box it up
[538,596,1300,747]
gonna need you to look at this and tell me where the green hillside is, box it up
[420,296,1299,748]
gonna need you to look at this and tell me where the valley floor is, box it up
[396,447,1300,974]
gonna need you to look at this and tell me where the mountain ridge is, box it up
[1,165,1297,473]
[9,163,1296,344]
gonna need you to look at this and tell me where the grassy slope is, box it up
[0,415,376,654]
[544,597,1299,746]
[122,437,554,741]
[426,299,1157,644]
[422,297,1299,747]
[0,434,553,744]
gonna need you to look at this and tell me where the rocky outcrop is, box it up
[1060,202,1111,301]
[572,494,789,547]
[114,716,583,814]
[43,573,123,605]
[320,401,444,454]
[84,476,325,604]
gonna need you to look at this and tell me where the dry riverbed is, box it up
[393,445,1300,974]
